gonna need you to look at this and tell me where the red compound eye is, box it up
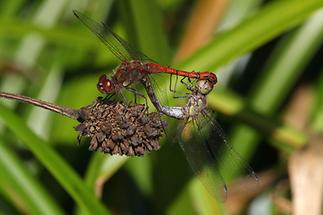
[97,75,114,93]
[208,73,217,85]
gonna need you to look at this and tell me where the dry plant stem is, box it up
[175,0,229,60]
[271,194,292,214]
[0,91,80,120]
[95,177,105,199]
[288,135,323,215]
[225,170,278,215]
[283,85,313,131]
[0,60,39,80]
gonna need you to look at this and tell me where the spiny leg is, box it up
[126,87,149,110]
[103,93,116,101]
[169,74,178,93]
[117,91,131,114]
[180,77,194,92]
[169,75,190,98]
[173,94,189,99]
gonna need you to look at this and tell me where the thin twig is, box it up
[0,91,80,120]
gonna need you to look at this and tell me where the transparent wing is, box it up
[179,110,258,201]
[201,110,258,181]
[73,10,154,62]
[179,117,228,201]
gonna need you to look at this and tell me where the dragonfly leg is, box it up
[180,77,194,92]
[168,75,190,99]
[173,94,190,99]
[169,74,179,93]
[103,93,116,101]
[126,87,148,108]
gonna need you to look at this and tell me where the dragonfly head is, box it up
[196,80,214,95]
[97,74,114,93]
[207,73,217,86]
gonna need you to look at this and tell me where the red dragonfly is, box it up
[73,10,217,97]
[74,10,258,200]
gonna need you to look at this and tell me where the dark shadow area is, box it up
[151,133,191,215]
[102,167,151,215]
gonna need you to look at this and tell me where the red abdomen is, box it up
[146,63,217,85]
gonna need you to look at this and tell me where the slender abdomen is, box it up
[146,63,217,83]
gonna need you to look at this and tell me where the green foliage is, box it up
[0,0,322,214]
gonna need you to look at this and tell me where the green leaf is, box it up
[0,139,64,214]
[118,0,170,64]
[177,0,323,71]
[219,7,323,179]
[0,103,109,214]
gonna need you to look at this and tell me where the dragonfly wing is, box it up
[179,118,228,201]
[179,110,258,200]
[201,110,258,181]
[73,10,154,62]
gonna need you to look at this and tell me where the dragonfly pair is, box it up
[74,10,258,200]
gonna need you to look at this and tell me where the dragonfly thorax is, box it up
[114,60,147,87]
[186,93,207,120]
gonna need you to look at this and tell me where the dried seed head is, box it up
[75,97,166,156]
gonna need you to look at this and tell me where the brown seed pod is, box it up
[74,97,167,156]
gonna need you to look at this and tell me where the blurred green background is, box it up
[0,0,323,214]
